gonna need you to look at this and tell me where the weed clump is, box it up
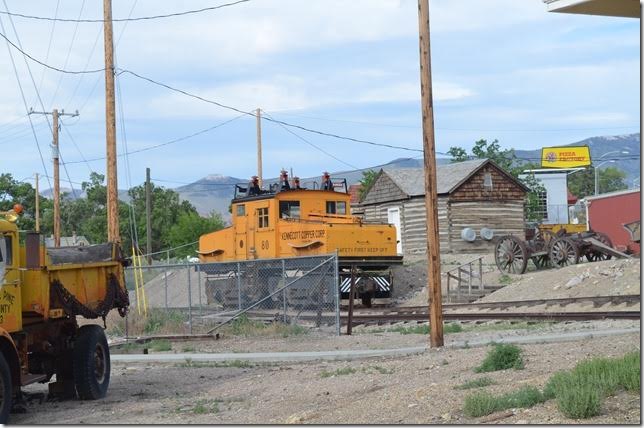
[474,343,524,373]
[455,376,496,390]
[463,386,547,417]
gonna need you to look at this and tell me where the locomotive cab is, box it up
[198,174,402,306]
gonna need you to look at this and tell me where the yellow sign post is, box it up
[541,146,592,168]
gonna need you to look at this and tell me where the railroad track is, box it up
[359,294,641,314]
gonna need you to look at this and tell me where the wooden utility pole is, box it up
[145,167,152,265]
[29,108,78,246]
[417,0,443,347]
[256,108,263,186]
[104,0,119,243]
[52,109,60,247]
[35,172,40,233]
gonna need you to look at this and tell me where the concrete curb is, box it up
[111,327,639,364]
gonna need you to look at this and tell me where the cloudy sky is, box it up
[0,0,639,192]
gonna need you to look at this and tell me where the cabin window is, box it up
[326,201,346,215]
[279,201,300,219]
[236,204,245,216]
[483,172,493,191]
[257,207,269,228]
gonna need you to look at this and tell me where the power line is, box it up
[0,14,51,190]
[60,121,93,174]
[0,30,105,74]
[62,113,246,165]
[35,0,60,106]
[118,69,424,153]
[262,110,359,170]
[0,0,251,23]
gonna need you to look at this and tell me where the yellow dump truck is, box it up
[0,206,129,423]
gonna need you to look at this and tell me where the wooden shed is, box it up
[358,159,529,255]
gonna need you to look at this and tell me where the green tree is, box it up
[358,169,378,201]
[447,146,469,162]
[449,139,516,172]
[0,173,53,234]
[568,166,628,199]
[166,211,225,258]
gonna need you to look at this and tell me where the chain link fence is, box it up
[124,254,340,336]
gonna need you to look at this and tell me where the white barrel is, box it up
[460,227,476,242]
[480,227,494,241]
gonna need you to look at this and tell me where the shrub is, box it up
[475,343,524,373]
[455,377,496,390]
[463,391,500,417]
[147,339,172,352]
[556,380,601,419]
[463,386,547,418]
[321,367,356,378]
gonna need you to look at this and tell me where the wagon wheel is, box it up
[532,254,551,270]
[586,232,613,262]
[549,237,580,268]
[533,229,556,252]
[494,236,529,274]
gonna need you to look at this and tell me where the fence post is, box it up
[346,265,356,336]
[446,271,451,303]
[164,264,168,311]
[457,267,462,300]
[198,266,202,316]
[468,263,472,295]
[237,262,242,311]
[334,253,340,336]
[282,259,287,324]
[187,264,193,335]
[125,313,128,339]
[479,257,483,291]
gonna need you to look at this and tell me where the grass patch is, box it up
[176,358,256,369]
[176,399,222,414]
[181,345,196,353]
[475,343,524,373]
[544,351,640,419]
[498,274,514,285]
[463,321,555,333]
[463,386,547,417]
[386,322,463,335]
[320,367,357,378]
[224,314,309,338]
[147,339,172,352]
[455,377,496,390]
[362,365,394,375]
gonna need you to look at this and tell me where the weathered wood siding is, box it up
[449,200,525,253]
[360,173,407,205]
[362,197,449,255]
[450,164,526,201]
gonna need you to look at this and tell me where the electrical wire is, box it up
[35,0,60,106]
[117,69,424,153]
[60,121,93,174]
[0,0,251,23]
[62,114,247,165]
[0,14,51,190]
[0,30,105,74]
[262,110,359,170]
[49,0,87,106]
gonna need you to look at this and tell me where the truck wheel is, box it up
[0,353,12,424]
[73,325,110,400]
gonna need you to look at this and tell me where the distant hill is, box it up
[41,133,640,222]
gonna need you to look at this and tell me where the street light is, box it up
[593,150,630,195]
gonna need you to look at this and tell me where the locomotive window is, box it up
[279,201,300,219]
[326,201,346,215]
[257,207,269,228]
[236,204,245,216]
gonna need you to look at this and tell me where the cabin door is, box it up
[387,207,402,254]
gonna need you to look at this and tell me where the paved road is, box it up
[111,327,639,363]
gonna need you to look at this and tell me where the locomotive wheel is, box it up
[549,237,580,268]
[73,325,110,400]
[586,232,613,262]
[494,236,528,274]
[0,353,12,424]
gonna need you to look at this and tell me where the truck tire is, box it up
[73,325,110,400]
[0,353,12,424]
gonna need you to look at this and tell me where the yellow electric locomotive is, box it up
[198,171,402,306]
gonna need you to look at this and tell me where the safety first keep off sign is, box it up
[541,146,591,168]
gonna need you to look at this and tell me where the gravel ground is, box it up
[11,327,640,424]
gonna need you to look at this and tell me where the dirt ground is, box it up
[11,326,640,424]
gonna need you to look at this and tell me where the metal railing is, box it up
[445,256,484,302]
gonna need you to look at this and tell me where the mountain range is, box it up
[43,133,640,222]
